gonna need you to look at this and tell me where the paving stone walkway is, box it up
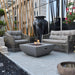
[5,51,75,75]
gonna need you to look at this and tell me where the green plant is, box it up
[0,9,5,16]
[0,30,5,36]
[64,2,75,24]
[0,20,4,25]
[14,21,17,24]
[14,27,18,30]
[0,21,6,36]
[0,21,6,28]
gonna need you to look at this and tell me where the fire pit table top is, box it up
[20,43,54,47]
[20,43,54,57]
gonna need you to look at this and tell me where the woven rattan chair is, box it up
[4,31,29,52]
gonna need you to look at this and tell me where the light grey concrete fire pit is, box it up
[20,43,54,57]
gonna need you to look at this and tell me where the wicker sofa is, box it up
[42,30,75,53]
[4,31,29,52]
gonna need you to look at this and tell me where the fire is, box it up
[37,40,40,44]
[34,40,40,44]
[34,42,37,44]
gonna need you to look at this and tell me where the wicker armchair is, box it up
[4,31,29,52]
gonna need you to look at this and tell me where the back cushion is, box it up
[70,30,75,35]
[7,31,22,35]
[0,37,5,46]
[51,31,60,35]
[61,31,71,36]
[51,30,71,36]
[50,35,68,40]
[7,31,22,40]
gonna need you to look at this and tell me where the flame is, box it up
[34,40,40,44]
[37,40,40,44]
[34,42,37,44]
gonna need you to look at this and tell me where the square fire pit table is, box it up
[20,43,54,57]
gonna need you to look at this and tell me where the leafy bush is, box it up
[14,27,18,30]
[0,30,5,36]
[0,21,6,26]
[0,21,6,36]
[0,20,4,25]
[14,21,17,24]
[0,9,5,16]
[0,9,5,36]
[64,2,75,24]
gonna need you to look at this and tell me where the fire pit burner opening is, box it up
[30,43,43,46]
[30,40,43,46]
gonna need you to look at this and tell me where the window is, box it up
[34,11,36,16]
[35,2,37,8]
[15,9,16,15]
[24,1,25,5]
[37,11,38,16]
[17,5,18,8]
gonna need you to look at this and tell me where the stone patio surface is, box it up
[5,51,75,75]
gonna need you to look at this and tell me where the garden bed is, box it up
[0,53,30,75]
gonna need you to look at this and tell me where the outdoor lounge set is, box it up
[0,30,75,75]
[0,30,74,56]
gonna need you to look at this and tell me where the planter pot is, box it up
[33,16,48,42]
[68,22,75,30]
[57,61,75,75]
[30,37,35,43]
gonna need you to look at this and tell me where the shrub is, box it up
[0,20,6,26]
[14,21,17,24]
[0,20,3,25]
[0,30,5,36]
[64,2,75,24]
[0,9,5,16]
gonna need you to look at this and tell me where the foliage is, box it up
[64,2,75,24]
[0,30,5,36]
[0,9,5,36]
[14,21,17,24]
[0,9,5,16]
[14,27,18,30]
[0,21,6,27]
[0,21,6,36]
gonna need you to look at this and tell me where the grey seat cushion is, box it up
[42,39,67,44]
[15,39,29,44]
[13,35,21,40]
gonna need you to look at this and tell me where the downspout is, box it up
[60,0,62,31]
[48,0,50,33]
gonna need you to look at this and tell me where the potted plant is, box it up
[0,21,6,36]
[0,9,6,36]
[14,21,18,30]
[14,21,17,24]
[64,2,75,29]
[0,9,5,17]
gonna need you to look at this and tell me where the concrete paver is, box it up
[5,51,75,75]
